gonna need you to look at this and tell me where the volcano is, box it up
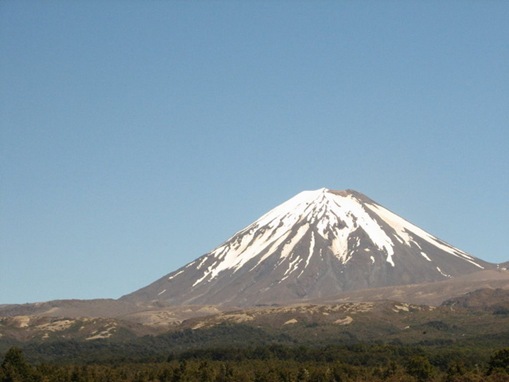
[122,188,493,306]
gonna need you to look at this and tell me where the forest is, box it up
[2,343,509,382]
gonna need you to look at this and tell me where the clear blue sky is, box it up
[1,1,508,304]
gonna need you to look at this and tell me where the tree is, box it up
[488,348,509,375]
[1,347,39,382]
[405,355,435,382]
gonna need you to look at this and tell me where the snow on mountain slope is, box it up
[122,189,493,306]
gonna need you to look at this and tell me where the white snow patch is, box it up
[370,256,375,264]
[295,231,316,279]
[326,194,395,266]
[158,289,167,296]
[195,257,208,270]
[366,203,484,269]
[168,270,184,281]
[330,225,351,262]
[279,226,310,282]
[281,224,309,260]
[421,252,432,262]
[304,231,315,269]
[394,235,404,244]
[436,266,451,278]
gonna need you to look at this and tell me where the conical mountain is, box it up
[122,188,493,306]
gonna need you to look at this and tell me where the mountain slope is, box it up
[122,188,493,306]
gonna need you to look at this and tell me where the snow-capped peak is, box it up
[252,188,395,263]
[123,188,492,307]
[188,188,483,287]
[192,190,385,286]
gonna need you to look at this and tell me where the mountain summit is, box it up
[122,188,492,306]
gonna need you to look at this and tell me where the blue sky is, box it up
[1,1,508,304]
